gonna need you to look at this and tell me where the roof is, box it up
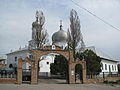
[0,59,6,61]
[6,49,29,55]
[85,46,118,62]
[6,45,29,55]
[52,30,68,43]
[100,57,118,62]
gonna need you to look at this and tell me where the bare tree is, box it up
[39,29,49,48]
[32,10,49,48]
[67,28,72,49]
[69,9,81,58]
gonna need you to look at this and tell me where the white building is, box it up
[6,49,29,69]
[86,46,119,76]
[101,58,118,74]
[6,47,56,76]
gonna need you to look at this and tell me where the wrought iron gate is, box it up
[22,69,31,83]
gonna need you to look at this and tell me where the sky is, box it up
[0,0,120,61]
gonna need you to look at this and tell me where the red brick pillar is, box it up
[17,58,22,84]
[68,63,75,84]
[82,61,86,83]
[31,62,38,84]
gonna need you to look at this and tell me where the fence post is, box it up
[7,73,8,78]
[111,72,112,77]
[103,72,105,82]
[103,72,104,79]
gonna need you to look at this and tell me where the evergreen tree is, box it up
[50,55,68,77]
[76,49,101,78]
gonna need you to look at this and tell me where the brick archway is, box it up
[17,49,86,84]
[17,57,34,84]
[73,58,87,83]
[31,49,74,62]
[30,49,75,84]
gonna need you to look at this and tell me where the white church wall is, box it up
[22,62,31,71]
[7,50,55,75]
[6,50,29,69]
[39,55,55,73]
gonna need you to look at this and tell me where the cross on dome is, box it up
[60,20,63,30]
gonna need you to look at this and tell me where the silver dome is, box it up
[52,30,68,43]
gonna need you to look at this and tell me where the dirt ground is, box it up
[0,83,120,90]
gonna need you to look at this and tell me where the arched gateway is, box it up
[17,49,87,84]
[17,11,86,84]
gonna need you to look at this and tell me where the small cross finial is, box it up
[60,20,62,25]
[60,20,62,30]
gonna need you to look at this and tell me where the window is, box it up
[115,65,116,71]
[9,64,13,68]
[105,64,107,70]
[15,57,17,62]
[29,55,33,59]
[52,45,56,50]
[112,65,114,70]
[109,65,111,72]
[46,62,49,65]
[29,66,31,70]
[101,63,103,70]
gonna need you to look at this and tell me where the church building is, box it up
[6,11,119,77]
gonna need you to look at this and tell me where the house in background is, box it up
[118,63,120,74]
[85,46,119,76]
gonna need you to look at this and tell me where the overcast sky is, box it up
[0,0,120,61]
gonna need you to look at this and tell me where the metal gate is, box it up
[22,69,31,83]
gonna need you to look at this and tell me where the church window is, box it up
[46,62,49,65]
[15,57,17,62]
[29,55,33,59]
[52,45,56,50]
[29,66,31,70]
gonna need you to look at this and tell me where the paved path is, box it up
[0,83,120,90]
[38,78,67,84]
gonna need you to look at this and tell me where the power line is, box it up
[70,0,120,32]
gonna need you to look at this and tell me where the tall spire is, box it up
[60,20,63,30]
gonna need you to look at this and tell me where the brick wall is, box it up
[86,77,120,83]
[0,78,17,84]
